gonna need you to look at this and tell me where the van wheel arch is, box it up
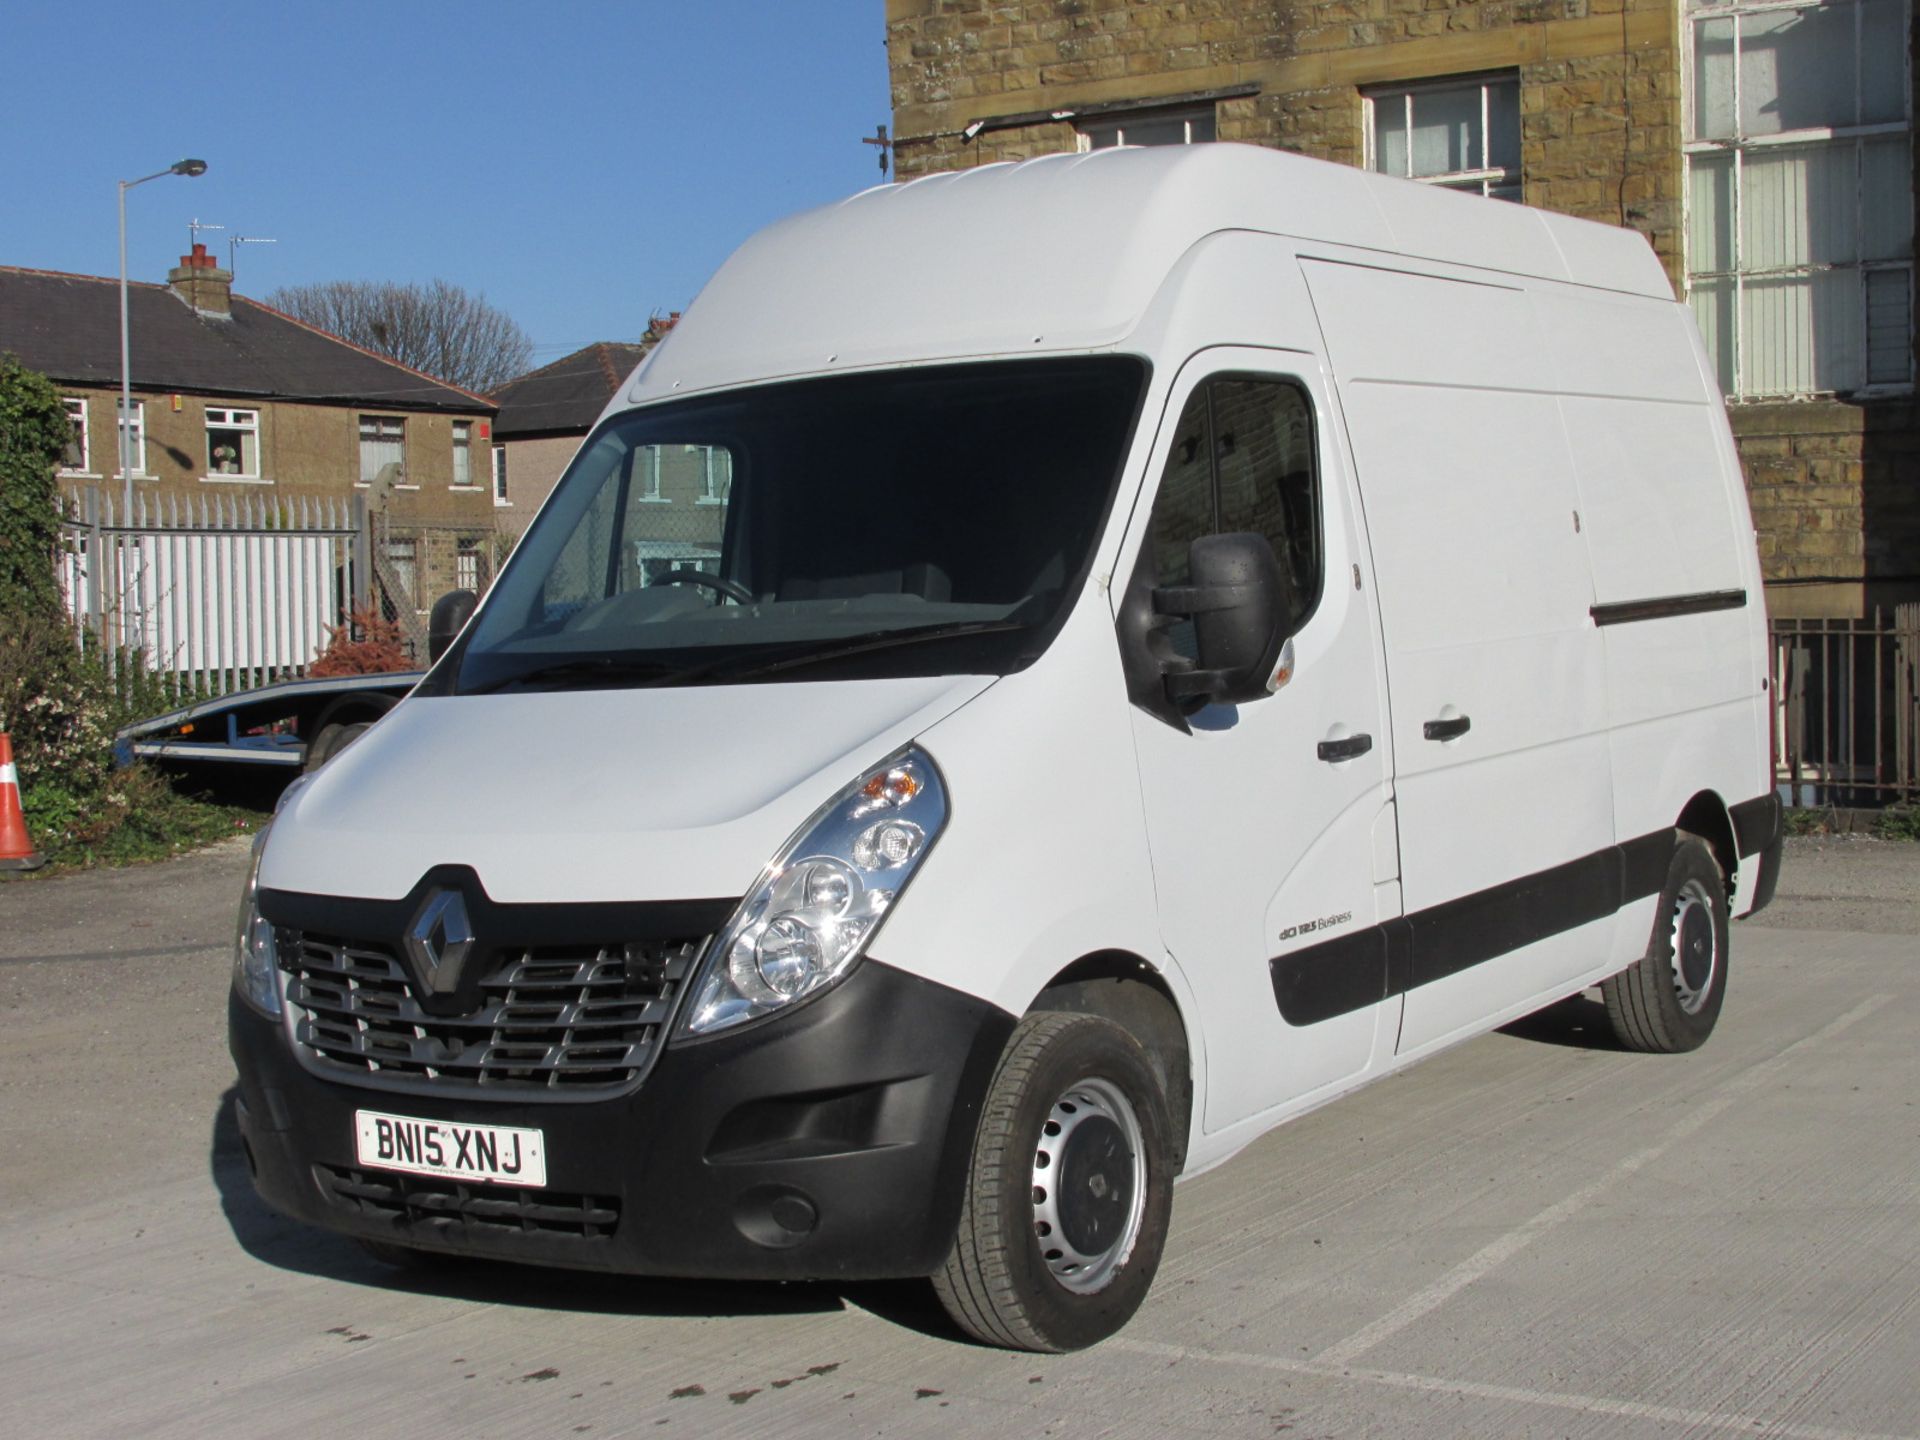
[1602,830,1729,1053]
[1031,953,1192,1175]
[1676,791,1738,895]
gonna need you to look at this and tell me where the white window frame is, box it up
[357,414,406,489]
[1363,73,1521,199]
[638,444,667,502]
[60,397,90,475]
[1074,104,1217,151]
[1683,0,1915,399]
[384,536,419,611]
[491,444,510,506]
[450,420,477,489]
[698,445,731,505]
[455,538,482,592]
[203,406,261,482]
[117,398,148,478]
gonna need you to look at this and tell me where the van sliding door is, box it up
[1300,257,1616,1057]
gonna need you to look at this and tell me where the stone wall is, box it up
[57,385,497,605]
[885,0,1920,617]
[886,0,1680,272]
[1733,401,1920,619]
[57,384,492,526]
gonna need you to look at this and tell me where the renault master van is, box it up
[230,143,1783,1352]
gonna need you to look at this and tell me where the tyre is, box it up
[302,721,371,773]
[1602,831,1729,1053]
[934,1011,1175,1351]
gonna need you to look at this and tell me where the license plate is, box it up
[354,1109,547,1188]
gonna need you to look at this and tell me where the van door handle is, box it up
[1316,733,1372,763]
[1423,715,1472,741]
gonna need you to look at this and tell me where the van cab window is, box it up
[1147,376,1322,658]
[454,358,1146,694]
[538,441,733,620]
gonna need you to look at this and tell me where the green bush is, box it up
[0,357,257,870]
[1782,805,1834,837]
[0,616,115,796]
[1874,803,1920,842]
[0,600,255,867]
[0,353,68,622]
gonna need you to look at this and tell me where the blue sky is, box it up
[0,1,892,365]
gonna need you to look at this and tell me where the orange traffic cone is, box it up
[0,733,46,873]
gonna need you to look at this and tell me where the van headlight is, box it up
[232,829,283,1018]
[679,747,949,1038]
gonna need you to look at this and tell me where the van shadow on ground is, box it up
[208,1087,960,1339]
[1496,990,1628,1050]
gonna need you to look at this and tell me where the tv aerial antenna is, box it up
[228,235,279,278]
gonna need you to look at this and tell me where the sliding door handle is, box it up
[1423,714,1472,741]
[1316,732,1373,763]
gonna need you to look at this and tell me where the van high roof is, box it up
[632,142,1673,403]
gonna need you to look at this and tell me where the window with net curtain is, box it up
[359,415,405,485]
[1686,0,1913,398]
[1367,75,1521,199]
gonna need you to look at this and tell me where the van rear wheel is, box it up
[933,1011,1174,1352]
[1602,832,1728,1053]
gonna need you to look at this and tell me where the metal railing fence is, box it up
[363,513,503,661]
[60,490,359,700]
[1770,604,1920,806]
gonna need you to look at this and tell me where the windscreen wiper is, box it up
[463,656,685,694]
[651,619,1032,686]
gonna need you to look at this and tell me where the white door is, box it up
[1119,352,1399,1135]
[1300,258,1617,1057]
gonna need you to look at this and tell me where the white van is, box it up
[230,144,1782,1352]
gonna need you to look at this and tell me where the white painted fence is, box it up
[61,491,361,697]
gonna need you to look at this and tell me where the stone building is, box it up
[0,248,498,611]
[490,326,728,575]
[490,333,659,532]
[885,0,1919,620]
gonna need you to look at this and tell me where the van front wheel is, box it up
[1602,832,1729,1053]
[933,1011,1174,1352]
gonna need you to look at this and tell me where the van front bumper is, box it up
[230,958,1014,1281]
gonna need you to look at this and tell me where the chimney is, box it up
[168,242,232,318]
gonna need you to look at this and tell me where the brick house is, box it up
[489,338,652,532]
[489,323,727,569]
[0,247,499,610]
[885,0,1919,622]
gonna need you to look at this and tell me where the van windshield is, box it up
[453,357,1146,694]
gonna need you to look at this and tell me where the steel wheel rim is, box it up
[1668,877,1718,1014]
[1030,1075,1146,1295]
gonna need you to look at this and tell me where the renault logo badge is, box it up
[403,888,476,1001]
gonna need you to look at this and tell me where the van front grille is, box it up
[281,931,701,1096]
[314,1164,620,1241]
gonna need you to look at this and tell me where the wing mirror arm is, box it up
[1150,533,1292,709]
[428,589,479,663]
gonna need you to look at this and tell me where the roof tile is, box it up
[0,265,491,413]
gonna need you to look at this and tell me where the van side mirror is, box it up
[1153,533,1289,708]
[428,589,479,663]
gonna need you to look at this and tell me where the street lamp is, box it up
[118,158,207,516]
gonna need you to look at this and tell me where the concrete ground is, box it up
[0,837,1914,1439]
